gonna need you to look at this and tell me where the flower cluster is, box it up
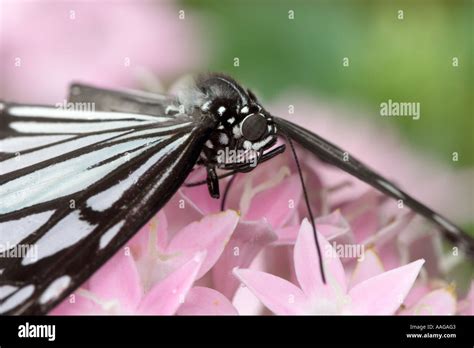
[52,128,473,315]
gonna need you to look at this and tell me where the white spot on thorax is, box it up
[240,106,249,114]
[233,125,242,138]
[219,133,229,145]
[217,106,226,116]
[201,101,212,112]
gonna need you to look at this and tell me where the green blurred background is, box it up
[184,0,474,284]
[186,0,473,167]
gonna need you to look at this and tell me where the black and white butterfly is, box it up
[1,73,473,315]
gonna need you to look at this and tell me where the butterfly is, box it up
[1,73,472,315]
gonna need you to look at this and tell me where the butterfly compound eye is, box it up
[241,113,267,142]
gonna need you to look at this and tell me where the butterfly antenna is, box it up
[286,135,327,284]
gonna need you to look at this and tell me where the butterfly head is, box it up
[232,104,277,152]
[202,100,278,164]
[194,74,278,168]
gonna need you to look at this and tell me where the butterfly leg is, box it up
[206,166,220,198]
[219,145,286,209]
[185,145,286,187]
[248,144,286,170]
[217,144,287,172]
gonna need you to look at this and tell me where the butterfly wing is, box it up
[274,116,474,256]
[68,82,178,116]
[0,99,214,314]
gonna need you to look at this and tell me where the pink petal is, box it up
[339,191,381,242]
[88,249,142,313]
[401,222,443,277]
[349,249,385,288]
[179,169,221,215]
[363,212,414,247]
[316,223,352,243]
[294,219,347,299]
[255,245,294,286]
[137,252,205,315]
[212,219,277,298]
[316,212,356,263]
[129,211,168,258]
[301,150,366,205]
[274,225,299,245]
[166,210,239,278]
[349,259,425,315]
[49,290,98,315]
[233,268,307,315]
[244,174,302,228]
[316,210,351,230]
[274,220,350,246]
[366,213,415,273]
[376,242,402,271]
[403,283,432,308]
[225,151,294,212]
[164,190,205,235]
[177,286,238,315]
[233,285,266,315]
[295,163,325,217]
[401,287,457,315]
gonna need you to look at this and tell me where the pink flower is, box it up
[51,249,206,315]
[130,210,239,292]
[52,211,239,315]
[177,286,238,315]
[234,219,425,315]
[167,163,303,298]
[0,1,203,103]
[400,286,457,315]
